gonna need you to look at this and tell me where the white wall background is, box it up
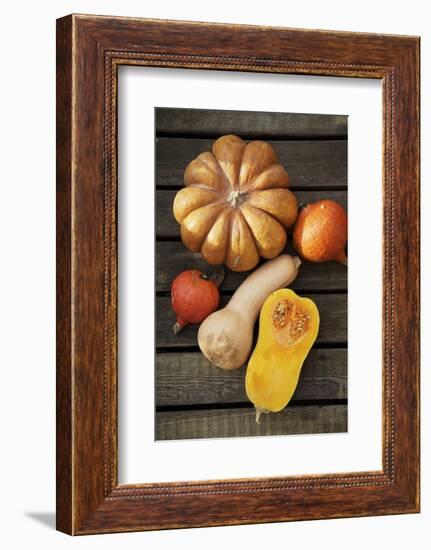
[0,0,427,548]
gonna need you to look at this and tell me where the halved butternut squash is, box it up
[245,289,320,422]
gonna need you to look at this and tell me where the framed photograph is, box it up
[56,14,420,535]
[152,106,348,442]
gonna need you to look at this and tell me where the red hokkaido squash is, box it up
[171,269,221,333]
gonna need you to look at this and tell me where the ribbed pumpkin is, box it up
[173,135,298,272]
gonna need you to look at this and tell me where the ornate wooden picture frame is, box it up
[56,14,420,535]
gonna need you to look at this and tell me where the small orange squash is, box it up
[173,135,298,272]
[246,289,319,422]
[171,269,222,334]
[293,200,348,264]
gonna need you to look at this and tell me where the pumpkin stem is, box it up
[206,266,226,288]
[173,318,187,334]
[255,406,268,424]
[293,256,302,270]
[227,190,246,208]
[334,248,348,266]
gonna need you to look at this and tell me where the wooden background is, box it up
[155,107,347,440]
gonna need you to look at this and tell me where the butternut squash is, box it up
[246,289,319,422]
[198,255,301,370]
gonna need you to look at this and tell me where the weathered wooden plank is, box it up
[156,294,347,348]
[155,108,347,138]
[156,189,347,237]
[156,349,347,406]
[156,137,347,188]
[155,404,347,440]
[156,241,348,292]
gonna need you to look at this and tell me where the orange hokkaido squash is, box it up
[173,135,298,272]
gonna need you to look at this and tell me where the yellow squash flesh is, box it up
[245,289,319,422]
